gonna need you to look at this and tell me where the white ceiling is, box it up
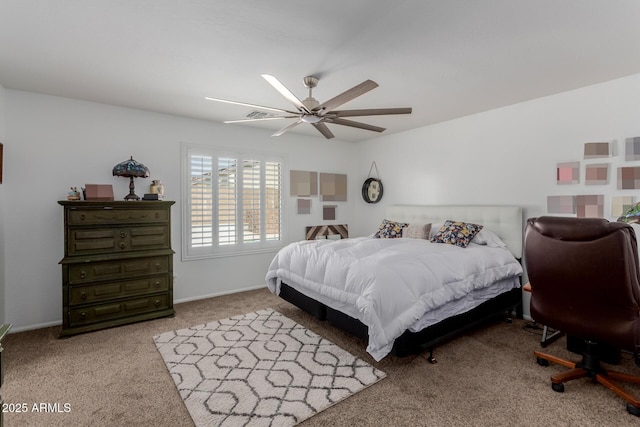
[1,1,640,142]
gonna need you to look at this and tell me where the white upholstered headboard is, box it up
[384,205,524,259]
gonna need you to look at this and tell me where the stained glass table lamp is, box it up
[112,156,150,200]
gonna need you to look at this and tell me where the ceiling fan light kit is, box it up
[207,74,412,139]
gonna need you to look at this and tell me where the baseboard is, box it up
[173,284,267,304]
[9,284,268,334]
[9,320,62,333]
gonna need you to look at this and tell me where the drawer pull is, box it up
[155,263,162,270]
[79,270,87,279]
[154,281,161,288]
[80,311,87,320]
[119,242,126,249]
[120,231,127,238]
[80,214,86,221]
[154,299,161,307]
[80,291,87,300]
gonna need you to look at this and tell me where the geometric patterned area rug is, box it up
[153,309,386,426]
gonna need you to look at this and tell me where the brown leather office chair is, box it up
[524,216,640,416]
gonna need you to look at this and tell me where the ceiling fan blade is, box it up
[205,97,297,114]
[261,74,310,113]
[329,107,412,117]
[316,80,379,113]
[327,117,385,133]
[312,122,335,139]
[223,116,298,124]
[272,120,302,137]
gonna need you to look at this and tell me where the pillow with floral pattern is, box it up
[430,220,483,248]
[374,219,408,238]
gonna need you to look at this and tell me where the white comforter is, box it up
[265,237,522,361]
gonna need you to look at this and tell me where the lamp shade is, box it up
[112,156,150,178]
[112,156,150,200]
[617,202,640,224]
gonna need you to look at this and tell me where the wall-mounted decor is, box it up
[557,161,579,184]
[362,161,383,204]
[305,224,349,240]
[320,173,347,201]
[362,178,383,203]
[612,196,635,218]
[576,195,604,218]
[617,166,640,190]
[323,205,337,220]
[297,198,311,214]
[290,170,318,197]
[547,195,576,214]
[625,137,640,161]
[584,142,612,159]
[585,163,609,185]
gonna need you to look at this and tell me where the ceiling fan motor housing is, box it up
[303,76,319,88]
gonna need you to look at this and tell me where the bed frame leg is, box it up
[427,348,437,364]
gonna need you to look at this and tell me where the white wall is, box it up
[4,90,358,330]
[352,73,640,317]
[6,72,640,329]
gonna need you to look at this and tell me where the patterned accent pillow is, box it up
[402,223,432,239]
[430,220,483,248]
[374,219,408,238]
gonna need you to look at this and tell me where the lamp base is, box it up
[123,176,140,201]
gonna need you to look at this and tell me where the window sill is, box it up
[182,246,283,261]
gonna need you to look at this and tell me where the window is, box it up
[182,144,284,259]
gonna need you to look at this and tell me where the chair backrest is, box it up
[524,216,640,352]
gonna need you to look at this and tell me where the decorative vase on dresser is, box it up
[58,200,175,337]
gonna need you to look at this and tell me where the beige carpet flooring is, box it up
[3,287,640,426]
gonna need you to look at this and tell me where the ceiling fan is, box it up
[206,74,412,139]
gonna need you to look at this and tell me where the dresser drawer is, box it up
[66,207,169,226]
[66,256,170,284]
[68,275,170,305]
[67,225,170,256]
[68,294,170,326]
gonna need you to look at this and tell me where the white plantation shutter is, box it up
[189,155,213,247]
[218,157,237,246]
[183,144,284,259]
[242,160,261,243]
[265,161,281,241]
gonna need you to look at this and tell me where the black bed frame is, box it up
[279,282,522,362]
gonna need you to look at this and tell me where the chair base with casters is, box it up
[535,341,640,416]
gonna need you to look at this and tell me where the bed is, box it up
[266,205,524,361]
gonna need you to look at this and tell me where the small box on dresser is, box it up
[58,200,175,337]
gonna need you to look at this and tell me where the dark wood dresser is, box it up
[58,201,175,337]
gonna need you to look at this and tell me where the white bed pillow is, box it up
[402,223,431,239]
[429,223,443,239]
[469,228,508,248]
